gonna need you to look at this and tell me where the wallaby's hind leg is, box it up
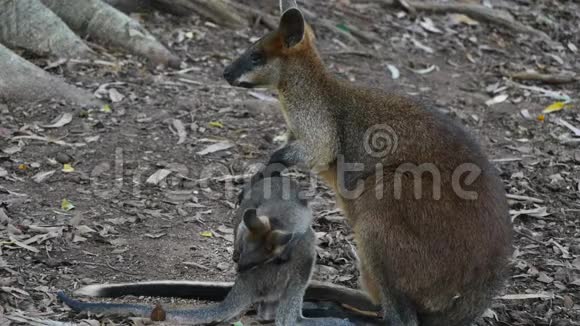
[359,260,381,305]
[356,231,417,326]
[379,288,418,326]
[275,279,354,325]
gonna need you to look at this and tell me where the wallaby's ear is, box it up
[268,230,293,249]
[243,209,271,234]
[279,8,305,48]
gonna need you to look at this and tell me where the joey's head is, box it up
[223,0,318,89]
[236,208,294,272]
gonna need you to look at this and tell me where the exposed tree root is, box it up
[40,0,180,67]
[102,0,154,13]
[0,0,92,58]
[228,2,278,30]
[153,0,246,29]
[0,43,101,106]
[383,0,551,41]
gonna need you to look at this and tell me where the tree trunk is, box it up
[0,0,92,58]
[0,43,100,106]
[40,0,180,67]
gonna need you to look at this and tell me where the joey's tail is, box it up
[57,291,152,317]
[58,291,246,324]
[74,280,233,300]
[74,280,381,317]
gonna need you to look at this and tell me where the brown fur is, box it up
[225,9,512,326]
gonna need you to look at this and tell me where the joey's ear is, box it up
[243,209,271,234]
[279,8,305,48]
[268,230,293,249]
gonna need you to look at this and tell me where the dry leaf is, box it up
[8,236,39,253]
[172,119,187,144]
[387,64,400,79]
[101,104,112,113]
[209,121,224,128]
[248,91,278,102]
[72,234,88,243]
[411,38,434,54]
[555,118,580,137]
[537,272,554,284]
[509,206,550,220]
[543,101,569,114]
[61,198,75,211]
[196,142,234,156]
[144,233,167,239]
[449,14,479,26]
[410,65,438,75]
[85,135,101,143]
[481,308,497,320]
[76,225,97,234]
[419,18,443,34]
[2,146,22,155]
[108,88,125,103]
[146,169,172,185]
[62,164,75,173]
[485,94,508,106]
[32,170,55,183]
[520,109,533,120]
[41,113,73,128]
[200,231,214,237]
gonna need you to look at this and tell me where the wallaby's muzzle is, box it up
[223,52,257,88]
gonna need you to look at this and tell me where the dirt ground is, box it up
[1,0,579,325]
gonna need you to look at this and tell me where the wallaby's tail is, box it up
[74,280,380,315]
[74,280,233,300]
[57,291,153,317]
[58,291,242,324]
[304,280,380,314]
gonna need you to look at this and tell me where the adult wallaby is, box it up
[222,1,513,325]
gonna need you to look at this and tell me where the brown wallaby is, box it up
[58,175,373,325]
[222,1,513,326]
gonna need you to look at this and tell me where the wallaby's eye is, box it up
[250,52,264,65]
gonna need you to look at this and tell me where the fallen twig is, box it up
[508,71,578,85]
[513,229,543,245]
[497,292,554,300]
[506,80,572,102]
[382,0,551,41]
[11,134,78,147]
[182,261,211,271]
[7,236,40,253]
[506,194,544,204]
